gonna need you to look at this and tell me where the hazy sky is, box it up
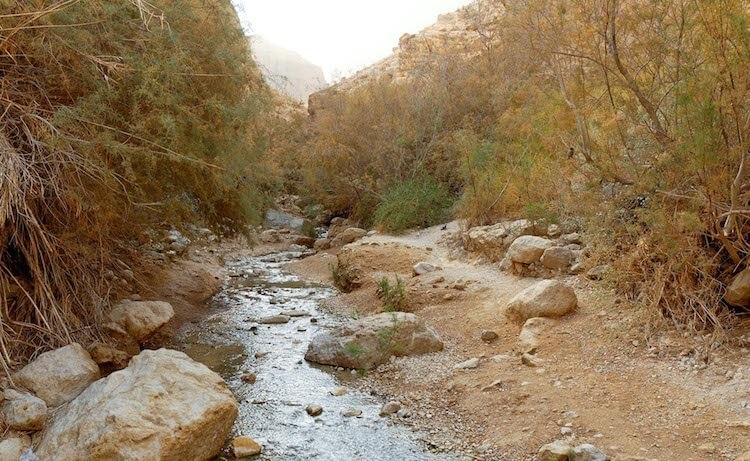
[234,0,473,81]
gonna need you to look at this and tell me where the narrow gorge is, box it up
[1,1,750,461]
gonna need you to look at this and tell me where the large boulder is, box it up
[108,300,175,342]
[505,280,578,323]
[2,390,47,431]
[14,343,100,407]
[726,267,750,307]
[35,349,238,461]
[305,312,443,369]
[331,227,367,247]
[507,236,554,265]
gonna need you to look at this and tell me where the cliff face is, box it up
[308,0,504,117]
[251,36,327,104]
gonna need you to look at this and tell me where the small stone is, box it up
[0,435,31,461]
[330,387,348,396]
[538,440,573,461]
[574,444,609,461]
[560,426,573,436]
[280,310,310,318]
[396,408,411,418]
[342,409,362,418]
[232,436,262,458]
[697,442,716,454]
[2,390,47,431]
[379,401,401,417]
[241,373,257,384]
[306,405,323,417]
[480,331,499,342]
[258,315,291,324]
[521,353,542,367]
[586,265,611,280]
[413,262,441,276]
[454,358,480,370]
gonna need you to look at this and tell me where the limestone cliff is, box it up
[308,0,504,117]
[251,36,327,104]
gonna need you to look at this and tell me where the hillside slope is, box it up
[252,36,327,104]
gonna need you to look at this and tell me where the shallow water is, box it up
[173,250,454,461]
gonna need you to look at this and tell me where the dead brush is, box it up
[0,0,270,371]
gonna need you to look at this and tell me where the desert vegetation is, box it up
[299,0,750,335]
[0,0,283,369]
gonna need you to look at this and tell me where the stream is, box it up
[172,249,455,460]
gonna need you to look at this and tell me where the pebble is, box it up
[480,331,499,342]
[342,409,363,418]
[379,401,402,417]
[258,315,291,324]
[241,373,257,384]
[521,353,542,367]
[454,358,480,370]
[232,436,262,457]
[306,405,323,417]
[330,387,348,396]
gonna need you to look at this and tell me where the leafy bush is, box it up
[373,178,453,234]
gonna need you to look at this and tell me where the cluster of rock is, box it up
[312,217,368,251]
[0,296,238,460]
[0,344,236,461]
[462,219,590,278]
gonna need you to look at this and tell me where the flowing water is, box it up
[172,249,454,461]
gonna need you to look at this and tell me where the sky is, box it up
[234,0,473,82]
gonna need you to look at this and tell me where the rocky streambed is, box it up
[172,248,455,460]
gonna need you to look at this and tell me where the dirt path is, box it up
[288,223,750,461]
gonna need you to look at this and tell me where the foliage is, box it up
[376,276,408,312]
[0,0,279,366]
[373,178,453,233]
[304,0,750,334]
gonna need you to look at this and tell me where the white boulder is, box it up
[505,280,578,323]
[507,236,553,265]
[35,349,238,461]
[305,312,443,369]
[14,343,99,407]
[108,300,175,342]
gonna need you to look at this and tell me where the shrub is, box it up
[330,255,362,293]
[373,178,453,234]
[0,0,279,367]
[376,276,408,312]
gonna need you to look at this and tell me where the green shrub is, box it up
[373,178,453,234]
[377,276,408,312]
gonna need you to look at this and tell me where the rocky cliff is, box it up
[308,0,504,117]
[251,36,327,104]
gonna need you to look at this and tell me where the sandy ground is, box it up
[287,222,750,461]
